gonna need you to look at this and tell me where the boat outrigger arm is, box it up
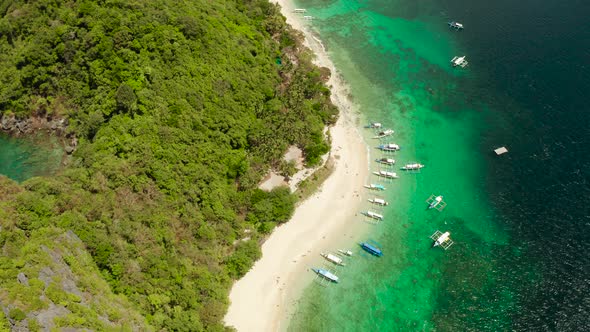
[312,268,339,283]
[426,194,447,211]
[430,230,454,250]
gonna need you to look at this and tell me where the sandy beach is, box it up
[224,1,370,331]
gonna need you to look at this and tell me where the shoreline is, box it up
[224,1,372,331]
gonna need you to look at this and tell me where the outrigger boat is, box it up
[430,230,454,250]
[451,56,468,68]
[360,242,383,257]
[312,268,339,283]
[321,253,345,266]
[373,170,399,179]
[338,249,353,256]
[401,163,425,171]
[364,183,386,191]
[426,194,446,211]
[293,8,307,13]
[368,197,388,206]
[376,157,395,166]
[365,122,382,129]
[377,143,401,152]
[448,21,464,30]
[362,210,384,221]
[372,129,394,139]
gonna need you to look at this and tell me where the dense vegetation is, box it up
[0,0,338,330]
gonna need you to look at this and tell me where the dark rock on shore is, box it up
[0,113,76,154]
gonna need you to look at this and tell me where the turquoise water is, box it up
[288,0,589,330]
[0,132,65,182]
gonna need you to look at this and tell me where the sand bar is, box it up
[224,1,370,331]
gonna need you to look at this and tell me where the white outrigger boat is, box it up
[362,210,384,221]
[321,253,345,266]
[364,183,386,191]
[448,21,464,30]
[426,194,447,211]
[293,8,307,13]
[338,249,353,256]
[365,122,382,129]
[312,268,339,283]
[401,163,425,171]
[451,56,468,68]
[372,129,394,139]
[377,143,401,152]
[376,157,395,166]
[368,197,388,206]
[430,230,454,250]
[373,170,399,179]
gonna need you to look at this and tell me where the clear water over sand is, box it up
[0,132,64,182]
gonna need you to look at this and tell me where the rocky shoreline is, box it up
[0,114,77,154]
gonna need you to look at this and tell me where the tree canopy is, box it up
[0,0,338,330]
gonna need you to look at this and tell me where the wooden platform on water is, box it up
[494,146,508,155]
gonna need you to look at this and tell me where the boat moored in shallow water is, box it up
[321,253,345,266]
[338,249,353,256]
[377,143,401,152]
[372,129,394,139]
[360,242,383,257]
[312,268,339,283]
[368,197,388,206]
[365,122,382,129]
[362,210,384,221]
[373,170,399,179]
[364,183,386,191]
[401,163,425,171]
[376,157,395,165]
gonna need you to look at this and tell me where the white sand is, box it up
[259,171,288,191]
[224,2,369,331]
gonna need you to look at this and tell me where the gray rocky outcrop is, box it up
[16,272,28,286]
[0,113,77,154]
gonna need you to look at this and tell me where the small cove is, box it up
[0,131,65,182]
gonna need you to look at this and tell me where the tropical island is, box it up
[0,0,341,330]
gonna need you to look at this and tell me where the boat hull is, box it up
[312,268,339,283]
[360,242,383,257]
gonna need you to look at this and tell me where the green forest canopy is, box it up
[0,0,338,330]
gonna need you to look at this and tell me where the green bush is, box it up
[8,308,26,321]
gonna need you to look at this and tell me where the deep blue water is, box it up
[443,0,590,329]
